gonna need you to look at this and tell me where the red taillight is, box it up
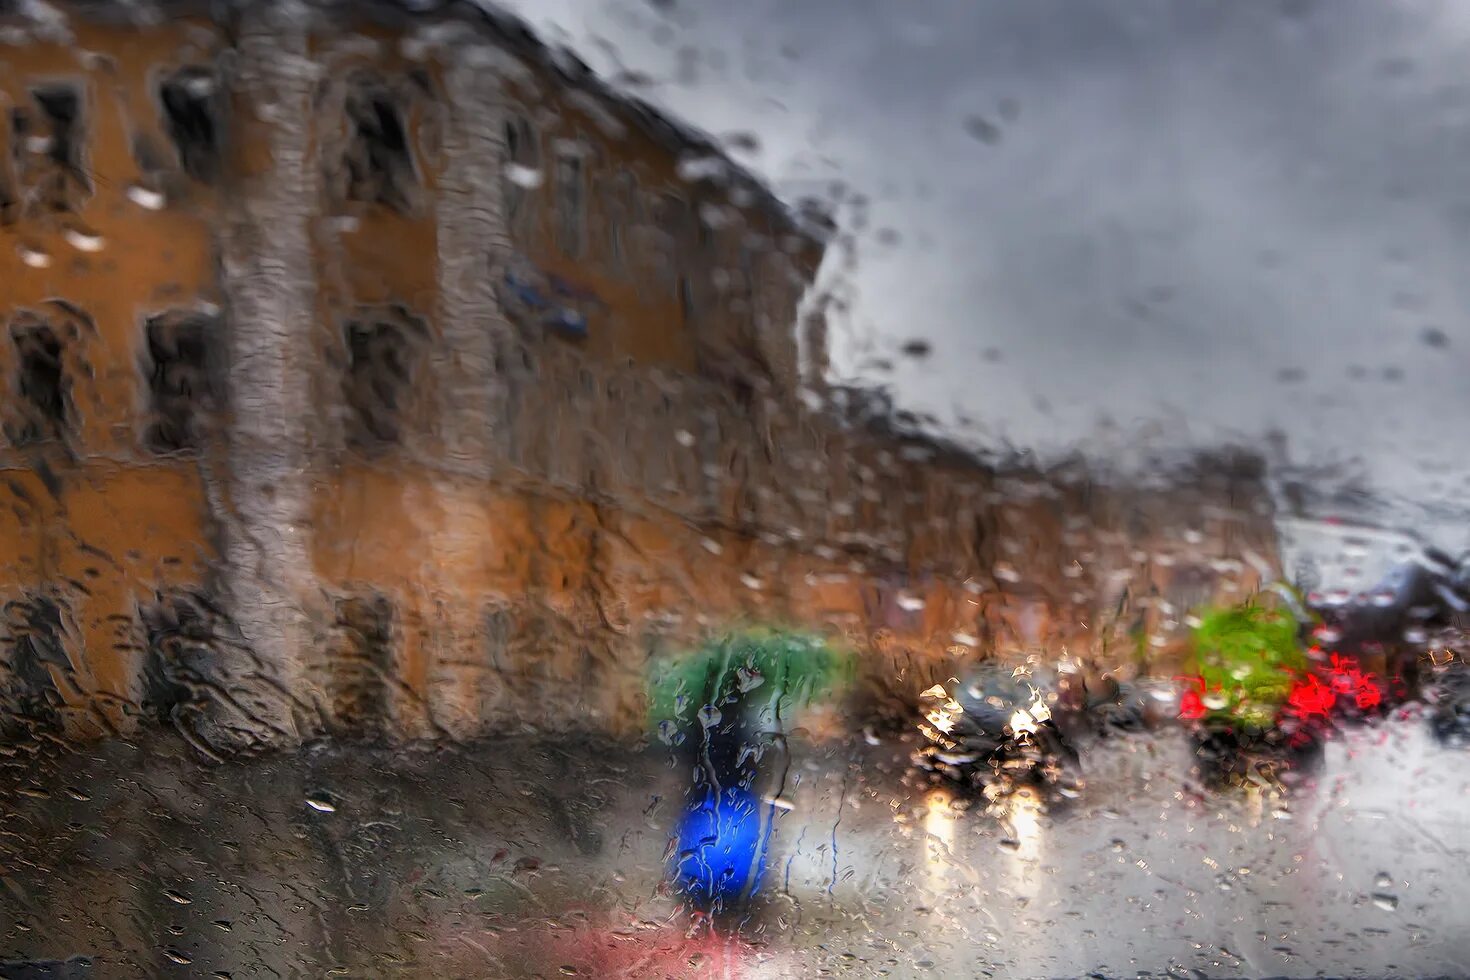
[1286,674,1336,719]
[1179,687,1206,721]
[1285,654,1384,722]
[1354,683,1382,710]
[1325,654,1382,712]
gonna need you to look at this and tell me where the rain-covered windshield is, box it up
[1,2,1467,977]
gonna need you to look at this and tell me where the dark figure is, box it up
[670,682,788,915]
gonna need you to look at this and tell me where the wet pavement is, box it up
[1,709,1468,979]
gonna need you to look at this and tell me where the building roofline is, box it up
[451,0,834,249]
[1,0,832,250]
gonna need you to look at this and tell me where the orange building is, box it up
[0,2,1278,750]
[0,1,836,746]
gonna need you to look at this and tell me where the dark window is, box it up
[0,147,16,225]
[331,596,395,737]
[679,274,697,327]
[653,193,691,292]
[739,245,758,298]
[503,114,539,237]
[8,317,68,446]
[1166,565,1217,616]
[10,84,89,215]
[139,591,220,726]
[555,148,585,257]
[505,115,533,166]
[3,597,69,731]
[738,244,762,346]
[158,67,221,184]
[484,606,513,657]
[342,76,416,213]
[697,207,716,255]
[343,306,427,451]
[603,169,638,276]
[143,310,219,455]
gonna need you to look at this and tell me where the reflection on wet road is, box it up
[2,712,1467,978]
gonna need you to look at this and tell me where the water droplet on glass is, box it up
[506,163,543,188]
[735,665,764,692]
[127,183,167,210]
[17,242,50,268]
[305,793,336,813]
[1368,589,1397,608]
[62,225,105,252]
[963,115,1001,144]
[720,130,760,154]
[1421,326,1449,348]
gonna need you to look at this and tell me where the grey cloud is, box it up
[503,0,1470,534]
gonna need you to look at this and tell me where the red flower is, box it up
[1179,686,1207,721]
[1287,674,1336,719]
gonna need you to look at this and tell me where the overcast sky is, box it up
[499,0,1470,543]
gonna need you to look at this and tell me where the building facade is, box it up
[0,1,1278,748]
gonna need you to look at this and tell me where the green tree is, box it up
[1187,602,1307,730]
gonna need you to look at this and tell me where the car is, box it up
[912,662,1080,791]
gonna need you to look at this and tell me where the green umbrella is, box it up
[647,626,854,735]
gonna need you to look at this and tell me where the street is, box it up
[1,705,1467,979]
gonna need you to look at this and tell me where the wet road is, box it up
[1,710,1467,979]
